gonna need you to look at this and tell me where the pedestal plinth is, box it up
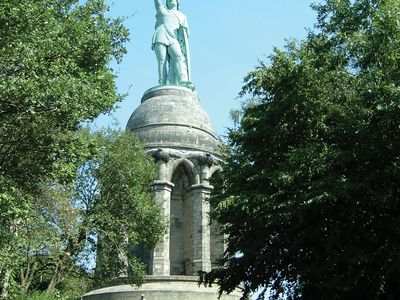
[82,276,241,300]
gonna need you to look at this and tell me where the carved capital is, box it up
[195,153,214,167]
[152,148,170,163]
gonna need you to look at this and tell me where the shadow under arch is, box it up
[169,159,195,275]
[168,158,199,185]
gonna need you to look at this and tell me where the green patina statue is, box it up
[152,0,193,88]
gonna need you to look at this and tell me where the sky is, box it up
[95,0,319,139]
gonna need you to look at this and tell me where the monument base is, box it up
[82,276,241,300]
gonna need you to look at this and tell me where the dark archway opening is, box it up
[170,163,193,275]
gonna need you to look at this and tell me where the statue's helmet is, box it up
[166,0,180,10]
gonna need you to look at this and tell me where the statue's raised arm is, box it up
[154,0,165,13]
[151,0,192,88]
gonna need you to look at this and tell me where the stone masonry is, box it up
[82,86,240,299]
[126,85,226,278]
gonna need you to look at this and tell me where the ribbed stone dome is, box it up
[126,86,219,154]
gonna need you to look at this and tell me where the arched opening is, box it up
[170,163,193,275]
[209,170,225,268]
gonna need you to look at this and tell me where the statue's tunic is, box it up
[152,10,188,48]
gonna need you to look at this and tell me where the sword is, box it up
[182,28,191,82]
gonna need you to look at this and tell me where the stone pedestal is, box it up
[87,86,239,299]
[82,276,242,300]
[126,86,224,279]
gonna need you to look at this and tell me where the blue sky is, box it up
[96,0,319,139]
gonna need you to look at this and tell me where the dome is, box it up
[126,86,220,154]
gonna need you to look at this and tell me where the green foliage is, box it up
[14,291,59,300]
[0,0,131,297]
[87,130,165,286]
[0,0,128,191]
[95,130,163,247]
[1,130,164,298]
[204,1,400,299]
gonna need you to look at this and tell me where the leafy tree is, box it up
[0,0,128,185]
[0,0,128,230]
[0,0,128,296]
[85,130,165,287]
[203,0,400,299]
[2,130,164,298]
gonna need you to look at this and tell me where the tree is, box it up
[3,130,165,298]
[0,0,129,296]
[0,0,128,223]
[203,0,400,299]
[86,130,165,286]
[0,0,129,183]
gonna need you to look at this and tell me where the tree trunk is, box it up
[0,269,12,299]
[46,263,61,294]
[46,253,69,294]
[1,220,20,298]
[46,234,79,294]
[20,261,38,294]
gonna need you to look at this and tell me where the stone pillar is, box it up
[190,183,213,275]
[150,180,174,275]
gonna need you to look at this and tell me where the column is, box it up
[190,183,213,275]
[149,180,174,275]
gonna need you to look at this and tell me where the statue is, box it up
[152,0,192,88]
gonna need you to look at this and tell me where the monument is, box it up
[152,0,191,87]
[82,1,241,299]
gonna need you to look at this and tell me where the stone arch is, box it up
[209,164,223,176]
[167,158,198,185]
[207,165,223,184]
